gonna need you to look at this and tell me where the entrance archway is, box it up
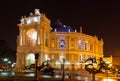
[26,53,35,66]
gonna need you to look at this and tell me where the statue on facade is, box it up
[35,9,41,15]
[20,16,24,24]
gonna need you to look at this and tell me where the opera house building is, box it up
[15,9,104,71]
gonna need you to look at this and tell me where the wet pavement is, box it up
[0,70,119,81]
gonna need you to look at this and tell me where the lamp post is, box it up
[62,58,65,81]
[35,53,39,79]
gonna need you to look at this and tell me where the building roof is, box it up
[51,19,74,32]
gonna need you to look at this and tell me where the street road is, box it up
[0,70,119,81]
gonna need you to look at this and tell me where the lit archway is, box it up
[26,53,35,66]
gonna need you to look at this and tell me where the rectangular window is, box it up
[51,55,54,59]
[86,54,90,60]
[79,54,82,62]
[51,43,55,48]
[70,55,74,61]
[85,41,89,50]
[59,54,65,62]
[70,39,75,49]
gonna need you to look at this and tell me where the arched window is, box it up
[26,53,35,66]
[78,39,83,50]
[26,29,37,46]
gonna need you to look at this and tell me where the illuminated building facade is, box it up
[15,9,104,71]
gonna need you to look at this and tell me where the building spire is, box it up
[80,26,82,33]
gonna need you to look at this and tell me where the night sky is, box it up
[0,0,120,56]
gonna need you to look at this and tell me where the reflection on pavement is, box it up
[0,71,119,81]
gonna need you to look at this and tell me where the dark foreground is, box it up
[0,71,119,81]
[0,76,83,81]
[0,76,119,81]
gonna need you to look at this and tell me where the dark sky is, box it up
[0,0,120,56]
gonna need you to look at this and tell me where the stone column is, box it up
[83,39,85,50]
[40,29,44,63]
[40,29,43,45]
[75,38,77,50]
[68,35,70,62]
[88,41,90,51]
[23,52,26,67]
[14,53,25,71]
[37,29,40,45]
[23,30,26,46]
[20,30,23,46]
[38,53,41,65]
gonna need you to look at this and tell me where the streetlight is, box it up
[35,53,39,80]
[62,58,65,81]
[3,58,8,62]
